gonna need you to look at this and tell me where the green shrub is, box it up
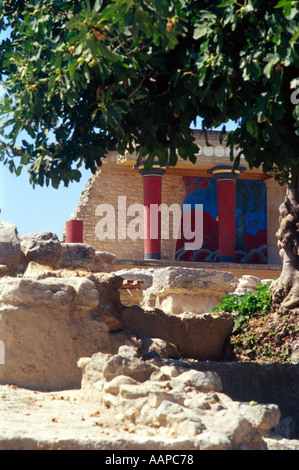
[212,282,272,333]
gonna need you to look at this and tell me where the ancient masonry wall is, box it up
[68,164,286,264]
[69,165,186,260]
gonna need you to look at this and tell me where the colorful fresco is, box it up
[175,176,267,264]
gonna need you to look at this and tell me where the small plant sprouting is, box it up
[212,282,272,333]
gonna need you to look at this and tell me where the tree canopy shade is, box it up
[0,0,298,189]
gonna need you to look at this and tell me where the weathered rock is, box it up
[147,390,186,408]
[140,337,181,360]
[117,345,140,360]
[119,382,164,400]
[75,348,285,450]
[96,316,124,333]
[102,354,158,383]
[0,348,298,450]
[290,340,299,364]
[121,306,234,359]
[23,261,58,279]
[103,375,139,395]
[170,369,223,393]
[90,251,117,273]
[87,273,123,320]
[0,222,23,276]
[209,409,266,450]
[155,399,205,428]
[20,232,62,269]
[0,275,136,390]
[228,402,281,432]
[233,275,262,295]
[60,243,96,270]
[274,416,297,440]
[196,431,232,450]
[142,267,238,315]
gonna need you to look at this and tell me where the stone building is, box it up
[67,130,285,279]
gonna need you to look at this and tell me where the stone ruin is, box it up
[0,221,244,389]
[0,221,298,449]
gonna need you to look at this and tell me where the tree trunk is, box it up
[270,186,299,312]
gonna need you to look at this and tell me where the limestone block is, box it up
[142,267,238,315]
[20,232,62,269]
[0,221,23,275]
[121,306,234,359]
[0,275,134,390]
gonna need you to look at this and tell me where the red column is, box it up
[217,178,236,262]
[208,166,244,263]
[139,166,166,260]
[65,219,83,243]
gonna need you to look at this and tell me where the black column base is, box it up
[144,253,161,260]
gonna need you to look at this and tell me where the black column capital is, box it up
[207,165,245,181]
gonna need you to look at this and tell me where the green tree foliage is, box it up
[0,0,298,188]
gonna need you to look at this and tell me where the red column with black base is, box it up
[139,166,166,260]
[209,166,244,263]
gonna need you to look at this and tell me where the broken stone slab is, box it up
[116,268,155,306]
[116,268,155,290]
[121,306,234,359]
[141,267,238,314]
[20,232,62,269]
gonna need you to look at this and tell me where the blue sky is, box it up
[0,163,91,239]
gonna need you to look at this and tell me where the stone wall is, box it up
[68,165,188,261]
[68,164,285,265]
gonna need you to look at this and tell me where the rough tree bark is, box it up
[270,186,299,313]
